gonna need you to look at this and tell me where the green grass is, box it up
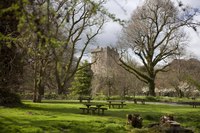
[0,100,200,133]
[128,96,200,102]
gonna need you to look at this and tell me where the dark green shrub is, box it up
[0,90,22,106]
[108,95,124,100]
[93,93,107,100]
[20,93,33,100]
[44,93,59,100]
[124,96,134,100]
[44,93,68,100]
[145,96,159,102]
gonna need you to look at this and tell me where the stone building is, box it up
[91,46,119,76]
[90,46,141,97]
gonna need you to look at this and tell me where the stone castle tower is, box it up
[91,46,119,76]
[91,46,133,97]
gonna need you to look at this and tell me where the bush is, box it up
[108,95,125,100]
[20,93,33,100]
[0,90,22,106]
[44,93,68,100]
[93,93,108,100]
[124,96,134,100]
[44,93,59,100]
[145,96,159,102]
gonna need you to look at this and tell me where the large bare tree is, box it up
[51,0,106,94]
[118,0,200,96]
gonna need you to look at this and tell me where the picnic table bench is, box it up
[183,97,200,108]
[80,103,107,115]
[190,97,200,108]
[133,98,145,104]
[107,100,126,109]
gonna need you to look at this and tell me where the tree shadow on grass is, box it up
[41,100,80,104]
[19,103,81,115]
[0,115,126,133]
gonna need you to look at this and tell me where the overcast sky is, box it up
[94,0,200,59]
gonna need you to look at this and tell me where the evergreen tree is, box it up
[70,61,93,97]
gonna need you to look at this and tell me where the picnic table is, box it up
[107,100,126,109]
[190,97,200,108]
[80,103,107,115]
[133,98,145,104]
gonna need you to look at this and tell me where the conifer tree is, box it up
[69,61,93,97]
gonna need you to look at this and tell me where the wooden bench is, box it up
[107,100,126,109]
[94,107,108,115]
[99,107,107,115]
[80,107,107,115]
[79,107,91,114]
[109,103,126,109]
[90,107,98,114]
[190,97,200,108]
[191,102,200,108]
[133,99,145,104]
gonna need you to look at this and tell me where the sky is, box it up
[94,0,200,59]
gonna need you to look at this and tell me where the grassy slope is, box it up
[0,101,199,133]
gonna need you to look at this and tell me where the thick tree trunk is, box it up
[33,84,42,103]
[33,83,43,103]
[148,79,156,96]
[33,87,37,102]
[33,62,44,103]
[55,61,65,95]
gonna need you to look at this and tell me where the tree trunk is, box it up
[33,60,37,102]
[148,79,156,96]
[33,87,37,102]
[55,61,65,94]
[33,82,43,103]
[33,61,44,103]
[58,86,63,95]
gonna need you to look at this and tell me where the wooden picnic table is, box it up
[106,100,126,109]
[80,103,107,115]
[133,98,145,104]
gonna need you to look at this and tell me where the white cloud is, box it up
[96,0,200,59]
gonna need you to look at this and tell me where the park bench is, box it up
[107,100,126,109]
[89,107,98,114]
[133,98,145,104]
[99,107,107,115]
[190,101,200,108]
[79,107,91,114]
[189,97,200,108]
[178,97,200,108]
[78,97,93,103]
[90,107,108,115]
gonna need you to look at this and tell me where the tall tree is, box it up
[19,0,53,102]
[0,0,23,105]
[69,60,93,97]
[19,0,115,102]
[118,0,200,96]
[51,0,106,94]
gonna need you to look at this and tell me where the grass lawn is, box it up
[0,100,200,133]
